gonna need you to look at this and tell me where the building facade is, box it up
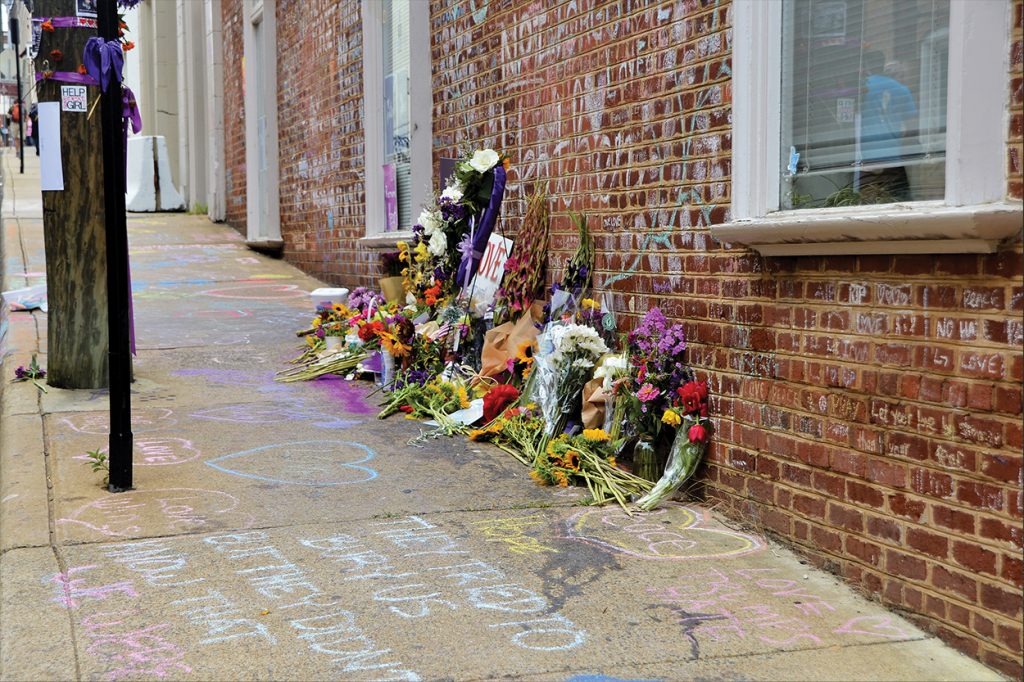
[220,0,1024,674]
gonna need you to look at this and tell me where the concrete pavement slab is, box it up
[0,548,78,681]
[0,413,50,551]
[21,508,999,681]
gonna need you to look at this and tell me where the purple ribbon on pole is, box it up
[35,71,99,86]
[82,37,124,92]
[455,165,507,288]
[38,16,98,29]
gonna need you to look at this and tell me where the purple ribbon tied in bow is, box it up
[82,37,124,92]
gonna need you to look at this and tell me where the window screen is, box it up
[780,0,950,210]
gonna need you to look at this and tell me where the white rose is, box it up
[428,230,448,257]
[468,149,500,173]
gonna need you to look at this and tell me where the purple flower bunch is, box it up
[620,308,690,437]
[394,368,434,390]
[13,355,47,392]
[438,197,469,224]
[348,287,385,313]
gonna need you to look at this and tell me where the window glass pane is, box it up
[382,0,411,229]
[780,0,949,210]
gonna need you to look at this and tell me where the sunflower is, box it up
[379,332,411,358]
[582,428,610,442]
[515,341,536,364]
[456,385,471,409]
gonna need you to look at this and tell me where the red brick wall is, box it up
[222,0,1024,673]
[429,0,1023,675]
[222,0,246,234]
[275,0,377,286]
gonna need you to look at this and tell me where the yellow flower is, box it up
[396,240,408,251]
[554,470,570,487]
[529,470,544,484]
[581,298,600,311]
[607,456,617,468]
[414,243,430,263]
[311,316,323,328]
[305,335,317,348]
[515,341,536,364]
[582,428,610,442]
[662,409,682,427]
[457,385,470,409]
[468,429,487,441]
[379,332,411,358]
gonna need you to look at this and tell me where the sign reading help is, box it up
[61,86,88,113]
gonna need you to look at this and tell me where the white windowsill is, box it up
[711,201,1023,256]
[360,231,414,248]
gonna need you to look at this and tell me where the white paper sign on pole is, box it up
[39,102,64,192]
[468,233,513,316]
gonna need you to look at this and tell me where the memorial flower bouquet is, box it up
[619,307,690,480]
[378,377,472,436]
[493,188,549,324]
[469,403,546,466]
[545,211,594,322]
[530,429,653,512]
[533,321,609,438]
[634,380,711,511]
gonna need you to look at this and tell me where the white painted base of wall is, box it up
[126,136,186,212]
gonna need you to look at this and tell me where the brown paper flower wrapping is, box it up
[480,313,538,379]
[581,378,610,429]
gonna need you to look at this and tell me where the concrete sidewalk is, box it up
[0,151,1004,681]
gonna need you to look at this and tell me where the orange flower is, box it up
[41,20,54,32]
[502,157,511,171]
[77,64,88,75]
[424,283,442,307]
[123,41,136,52]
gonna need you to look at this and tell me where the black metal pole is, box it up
[9,4,23,174]
[98,0,132,491]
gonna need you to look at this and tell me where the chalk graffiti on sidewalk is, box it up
[205,441,378,486]
[70,438,201,466]
[563,504,764,561]
[58,488,252,539]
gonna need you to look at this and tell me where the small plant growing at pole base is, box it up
[85,448,109,485]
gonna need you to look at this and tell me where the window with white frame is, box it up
[715,0,1021,256]
[362,0,431,241]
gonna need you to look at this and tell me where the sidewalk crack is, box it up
[41,413,83,681]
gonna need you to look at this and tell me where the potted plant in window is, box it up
[379,251,405,304]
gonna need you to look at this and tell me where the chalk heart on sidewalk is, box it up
[59,488,253,539]
[563,503,764,561]
[205,440,378,486]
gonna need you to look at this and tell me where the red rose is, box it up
[688,423,708,444]
[398,405,414,414]
[483,384,520,423]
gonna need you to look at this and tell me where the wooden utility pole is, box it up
[34,0,108,388]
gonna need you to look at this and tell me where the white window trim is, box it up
[361,0,432,245]
[715,0,1022,256]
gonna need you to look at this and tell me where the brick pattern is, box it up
[225,0,1024,674]
[274,0,381,287]
[221,0,247,234]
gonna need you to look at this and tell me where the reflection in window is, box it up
[382,0,411,229]
[780,0,950,210]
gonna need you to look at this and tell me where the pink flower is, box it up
[636,383,660,402]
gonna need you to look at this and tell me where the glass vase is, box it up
[633,436,662,483]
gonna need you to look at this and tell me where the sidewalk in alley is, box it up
[0,151,1005,681]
